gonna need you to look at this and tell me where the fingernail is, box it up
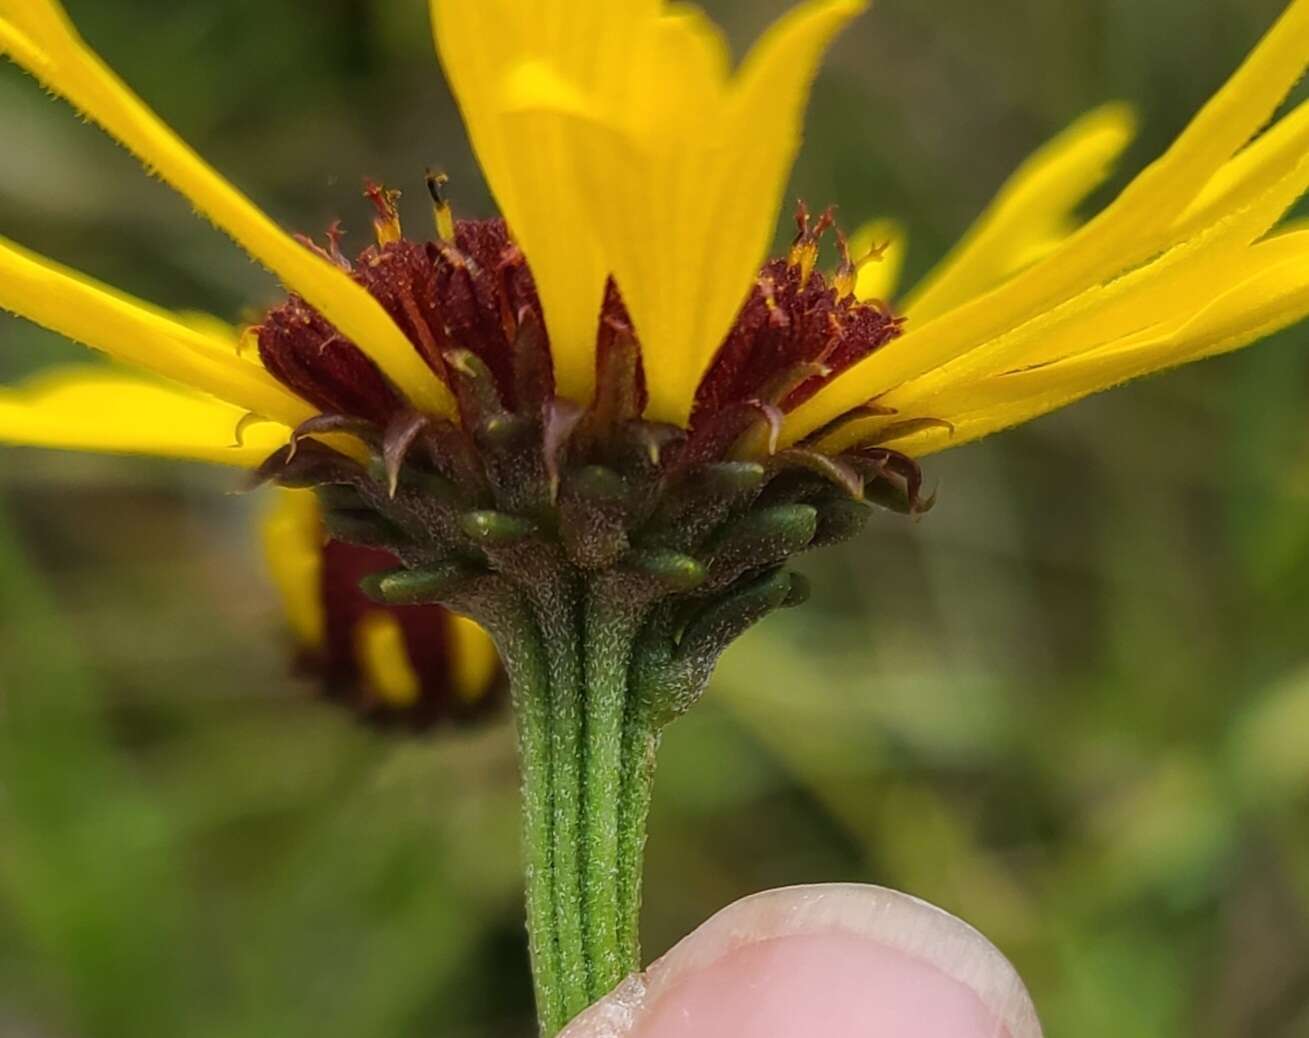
[562,883,1041,1038]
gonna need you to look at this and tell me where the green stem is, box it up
[506,575,670,1034]
[537,577,590,1022]
[616,701,660,964]
[488,603,564,1035]
[581,579,645,997]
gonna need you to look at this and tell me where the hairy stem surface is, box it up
[512,579,660,1035]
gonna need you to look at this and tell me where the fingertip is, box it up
[562,884,1041,1038]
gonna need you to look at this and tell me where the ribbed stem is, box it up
[582,577,648,997]
[511,576,655,1036]
[488,604,564,1035]
[537,576,590,1022]
[433,565,774,1035]
[616,701,659,964]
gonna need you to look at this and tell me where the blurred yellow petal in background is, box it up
[0,367,289,466]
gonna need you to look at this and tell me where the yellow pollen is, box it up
[833,267,856,299]
[427,170,456,244]
[374,217,401,247]
[788,239,820,289]
[367,183,404,247]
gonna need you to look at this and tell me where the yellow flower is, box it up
[6,9,1306,1029]
[0,0,1306,472]
[260,490,503,730]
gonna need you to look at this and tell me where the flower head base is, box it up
[251,196,920,684]
[249,185,922,660]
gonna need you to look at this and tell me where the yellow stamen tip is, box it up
[788,241,820,289]
[427,169,456,243]
[364,181,403,247]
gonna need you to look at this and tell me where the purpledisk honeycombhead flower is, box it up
[0,0,1303,478]
[2,3,1309,1032]
[261,490,503,731]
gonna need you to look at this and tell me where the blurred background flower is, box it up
[1,1,1307,1035]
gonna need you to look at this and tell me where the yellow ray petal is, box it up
[0,16,48,72]
[505,0,865,425]
[0,235,313,426]
[1174,96,1309,241]
[849,219,908,304]
[0,366,291,466]
[785,0,1309,444]
[260,490,327,652]
[819,144,1309,455]
[356,612,422,709]
[450,613,500,704]
[0,2,70,39]
[902,103,1137,323]
[816,191,1309,459]
[0,3,454,418]
[953,0,1309,319]
[497,9,730,420]
[431,0,660,406]
[655,0,866,425]
[867,234,1309,457]
[888,154,1309,404]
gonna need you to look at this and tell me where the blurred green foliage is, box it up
[2,1,1309,1035]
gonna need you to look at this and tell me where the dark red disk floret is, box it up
[256,196,905,442]
[305,537,503,730]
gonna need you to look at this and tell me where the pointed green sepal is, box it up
[365,458,464,505]
[782,571,811,608]
[627,549,707,592]
[712,503,819,565]
[321,509,407,548]
[700,461,766,496]
[314,484,367,512]
[812,498,874,547]
[461,509,536,546]
[359,561,479,606]
[478,412,535,451]
[569,465,628,503]
[667,568,797,685]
